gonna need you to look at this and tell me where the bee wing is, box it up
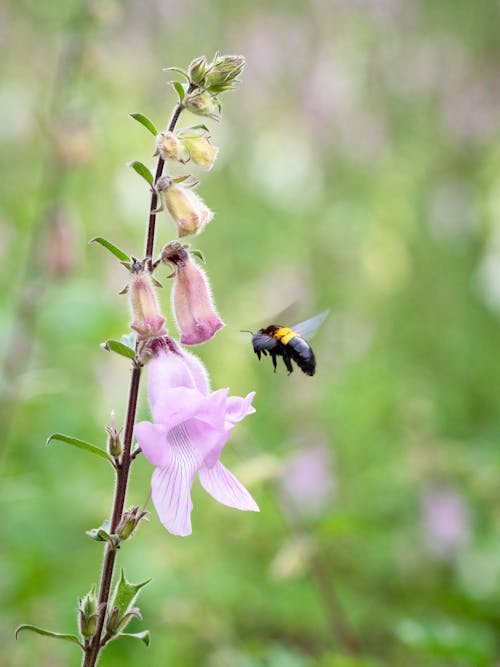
[292,310,330,340]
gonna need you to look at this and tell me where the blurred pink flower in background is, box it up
[421,487,470,559]
[135,337,258,536]
[279,444,336,520]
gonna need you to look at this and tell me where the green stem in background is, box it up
[82,95,188,667]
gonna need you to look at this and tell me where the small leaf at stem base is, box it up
[120,630,151,647]
[129,113,158,137]
[101,339,136,360]
[89,237,130,262]
[128,161,154,186]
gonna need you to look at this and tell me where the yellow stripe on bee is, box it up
[274,327,301,345]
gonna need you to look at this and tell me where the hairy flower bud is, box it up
[116,506,148,541]
[179,132,218,170]
[106,412,122,458]
[188,55,208,85]
[78,587,99,638]
[155,131,187,162]
[205,54,245,92]
[129,264,167,340]
[156,176,214,237]
[161,241,224,345]
[183,90,220,120]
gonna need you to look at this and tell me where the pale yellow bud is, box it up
[155,131,187,161]
[179,133,218,170]
[163,184,214,237]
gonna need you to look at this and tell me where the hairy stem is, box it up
[82,93,189,667]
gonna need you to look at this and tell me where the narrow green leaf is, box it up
[129,113,158,137]
[46,433,114,464]
[171,81,186,103]
[101,339,136,360]
[121,630,151,647]
[111,570,151,619]
[128,161,154,187]
[163,66,190,81]
[89,237,130,263]
[188,123,210,133]
[15,624,82,647]
[86,520,113,542]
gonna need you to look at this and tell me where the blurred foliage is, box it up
[2,0,500,665]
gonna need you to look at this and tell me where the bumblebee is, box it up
[246,311,329,376]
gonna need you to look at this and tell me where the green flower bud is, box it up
[178,131,218,170]
[183,90,220,120]
[106,412,122,458]
[188,55,208,86]
[116,506,148,541]
[205,54,245,92]
[78,587,99,638]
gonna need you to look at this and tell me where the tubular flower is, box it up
[134,337,258,536]
[129,263,167,340]
[178,131,218,170]
[156,176,214,237]
[161,241,224,345]
[155,131,188,162]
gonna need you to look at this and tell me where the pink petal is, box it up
[198,461,259,512]
[181,348,211,394]
[225,392,256,425]
[150,440,200,537]
[148,349,196,410]
[134,421,170,467]
[151,387,228,430]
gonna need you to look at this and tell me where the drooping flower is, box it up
[161,241,224,345]
[178,130,218,170]
[155,131,188,162]
[128,262,167,340]
[156,176,214,237]
[134,336,258,536]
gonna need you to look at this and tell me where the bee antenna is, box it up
[240,329,254,336]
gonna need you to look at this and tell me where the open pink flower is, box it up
[134,337,258,536]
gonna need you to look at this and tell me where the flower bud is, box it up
[116,506,148,541]
[155,131,187,162]
[106,412,122,458]
[156,177,214,238]
[129,264,167,340]
[161,241,224,345]
[188,55,208,85]
[205,54,245,92]
[179,132,218,170]
[78,587,99,638]
[183,90,220,120]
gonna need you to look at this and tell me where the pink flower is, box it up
[128,265,167,340]
[134,337,258,536]
[161,241,224,345]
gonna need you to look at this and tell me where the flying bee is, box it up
[243,310,329,376]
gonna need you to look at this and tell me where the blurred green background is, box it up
[2,0,500,665]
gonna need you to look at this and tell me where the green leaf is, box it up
[121,630,151,647]
[89,237,130,263]
[101,339,136,360]
[171,81,186,103]
[111,570,151,620]
[15,624,82,648]
[129,113,158,137]
[128,161,154,187]
[163,66,190,81]
[46,433,114,464]
[86,520,113,542]
[190,249,205,263]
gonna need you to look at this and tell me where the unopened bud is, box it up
[179,132,218,171]
[157,181,214,238]
[188,55,208,85]
[155,131,187,162]
[106,412,122,458]
[184,90,220,120]
[205,54,245,92]
[129,264,167,340]
[116,505,148,541]
[78,587,99,638]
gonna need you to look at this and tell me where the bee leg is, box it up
[271,353,277,372]
[283,352,293,375]
[256,350,261,360]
